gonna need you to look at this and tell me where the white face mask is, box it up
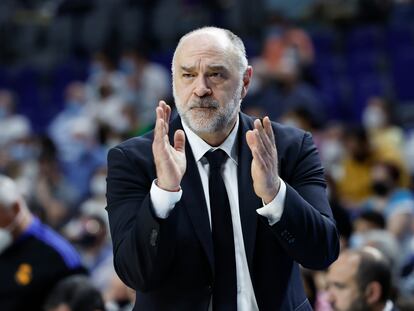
[90,175,106,197]
[0,228,13,255]
[0,209,23,255]
[362,106,386,130]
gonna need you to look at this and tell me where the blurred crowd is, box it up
[1,0,414,310]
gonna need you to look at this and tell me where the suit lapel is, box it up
[237,113,262,271]
[169,117,214,272]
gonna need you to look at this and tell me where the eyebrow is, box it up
[179,65,228,72]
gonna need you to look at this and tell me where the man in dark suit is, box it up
[327,247,398,311]
[106,26,339,310]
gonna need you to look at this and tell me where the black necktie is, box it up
[205,149,237,311]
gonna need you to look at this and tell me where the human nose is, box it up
[326,288,336,305]
[193,75,212,97]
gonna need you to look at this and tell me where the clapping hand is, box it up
[246,117,280,204]
[152,101,186,192]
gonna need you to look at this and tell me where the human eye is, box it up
[209,72,225,81]
[182,72,195,79]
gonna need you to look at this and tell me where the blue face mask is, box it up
[9,143,35,162]
[66,101,83,114]
[120,59,136,75]
[69,140,89,161]
[90,62,104,76]
[349,233,365,249]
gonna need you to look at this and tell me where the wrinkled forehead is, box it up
[174,31,238,70]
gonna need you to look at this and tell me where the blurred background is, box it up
[1,0,414,310]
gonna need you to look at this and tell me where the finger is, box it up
[159,100,170,133]
[256,117,277,160]
[263,116,275,143]
[247,129,268,160]
[254,119,273,157]
[165,103,171,124]
[252,146,268,170]
[156,105,164,121]
[165,103,171,133]
[174,129,186,152]
[246,130,256,151]
[154,114,165,143]
[253,126,272,162]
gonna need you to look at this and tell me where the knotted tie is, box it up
[205,149,237,311]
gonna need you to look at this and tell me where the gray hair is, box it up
[171,26,248,77]
[0,175,22,209]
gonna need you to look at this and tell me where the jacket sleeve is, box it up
[106,146,178,291]
[267,131,339,270]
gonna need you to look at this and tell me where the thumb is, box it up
[174,129,186,152]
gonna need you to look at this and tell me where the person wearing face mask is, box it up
[336,126,378,207]
[361,96,409,188]
[361,162,414,220]
[360,162,414,263]
[0,175,85,311]
[48,82,89,163]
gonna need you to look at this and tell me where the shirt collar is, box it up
[383,300,394,311]
[181,117,239,165]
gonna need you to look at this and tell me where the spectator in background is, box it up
[63,191,114,294]
[88,80,129,136]
[337,126,376,207]
[44,275,106,311]
[349,229,401,279]
[245,14,322,124]
[319,122,345,181]
[361,97,409,187]
[86,51,127,102]
[60,117,106,201]
[326,174,353,250]
[34,137,78,228]
[0,175,85,311]
[360,162,414,261]
[252,13,314,88]
[362,162,414,220]
[353,210,386,234]
[0,89,32,147]
[104,274,135,311]
[119,48,170,133]
[48,82,90,163]
[327,247,398,311]
[0,89,37,197]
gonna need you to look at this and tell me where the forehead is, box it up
[330,253,360,280]
[174,32,236,69]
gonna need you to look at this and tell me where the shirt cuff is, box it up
[256,178,286,226]
[150,179,183,219]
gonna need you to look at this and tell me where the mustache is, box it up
[188,98,219,109]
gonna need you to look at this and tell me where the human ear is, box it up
[241,66,253,99]
[365,282,382,305]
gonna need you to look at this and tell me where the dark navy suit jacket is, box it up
[106,112,339,310]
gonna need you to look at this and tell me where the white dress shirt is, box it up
[150,117,287,310]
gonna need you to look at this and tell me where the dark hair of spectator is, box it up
[357,210,386,229]
[344,125,369,144]
[44,275,106,311]
[355,250,392,304]
[378,161,401,183]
